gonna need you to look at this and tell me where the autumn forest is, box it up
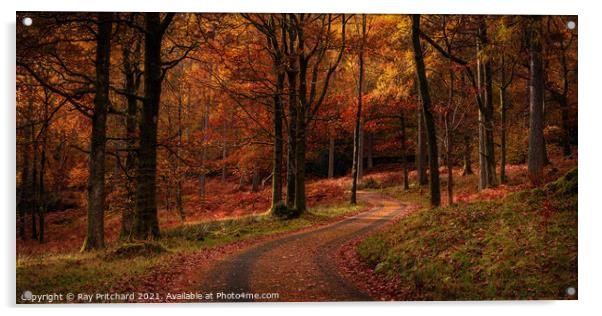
[16,13,577,302]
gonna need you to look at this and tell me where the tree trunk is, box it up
[499,56,508,184]
[18,144,29,239]
[82,12,112,251]
[199,93,210,197]
[285,68,297,209]
[38,146,46,243]
[120,37,139,240]
[560,47,572,157]
[38,95,49,243]
[417,95,428,185]
[500,86,508,184]
[18,98,32,239]
[133,13,173,240]
[358,128,364,178]
[528,17,545,184]
[445,66,454,205]
[271,72,284,208]
[176,80,185,221]
[351,15,366,205]
[476,19,497,190]
[411,14,441,207]
[31,143,38,240]
[328,136,335,178]
[400,115,409,190]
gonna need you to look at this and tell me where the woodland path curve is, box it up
[196,191,406,302]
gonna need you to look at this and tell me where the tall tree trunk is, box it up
[81,12,112,251]
[476,19,497,189]
[38,129,47,243]
[411,14,441,207]
[560,47,572,157]
[18,97,33,239]
[445,66,454,205]
[30,92,38,240]
[446,124,453,205]
[499,55,508,184]
[400,115,409,190]
[351,14,366,205]
[31,143,38,240]
[328,136,335,178]
[358,128,364,178]
[528,17,545,184]
[285,68,297,208]
[417,94,428,185]
[120,38,140,240]
[38,94,50,243]
[176,80,185,221]
[133,13,173,240]
[18,141,29,239]
[271,72,284,208]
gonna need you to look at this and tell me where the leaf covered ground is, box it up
[353,168,577,300]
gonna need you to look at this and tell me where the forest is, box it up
[16,13,577,302]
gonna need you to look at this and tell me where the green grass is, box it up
[16,202,365,302]
[357,168,578,300]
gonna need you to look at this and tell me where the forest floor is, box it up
[343,159,578,300]
[16,153,577,303]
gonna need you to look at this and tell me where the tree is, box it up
[527,17,545,184]
[411,14,441,207]
[81,12,113,251]
[476,18,498,189]
[132,12,175,239]
[419,16,498,190]
[290,14,347,214]
[416,93,428,185]
[351,14,367,205]
[119,24,142,239]
[239,14,287,211]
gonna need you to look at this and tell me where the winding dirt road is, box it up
[196,191,406,302]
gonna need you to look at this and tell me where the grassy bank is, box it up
[357,168,578,300]
[16,202,365,300]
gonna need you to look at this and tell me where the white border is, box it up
[2,1,599,315]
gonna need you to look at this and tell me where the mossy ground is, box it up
[357,168,578,300]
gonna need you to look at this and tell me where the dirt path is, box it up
[195,191,406,302]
